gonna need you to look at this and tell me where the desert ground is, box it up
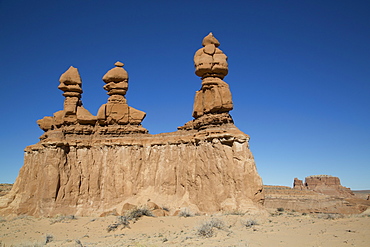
[1,208,370,247]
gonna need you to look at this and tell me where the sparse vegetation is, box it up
[125,206,154,221]
[178,208,194,217]
[196,218,225,238]
[277,207,285,212]
[107,216,131,232]
[50,214,77,224]
[316,213,343,220]
[45,234,54,244]
[107,206,154,232]
[75,239,83,246]
[241,219,258,228]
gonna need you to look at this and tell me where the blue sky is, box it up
[0,1,369,189]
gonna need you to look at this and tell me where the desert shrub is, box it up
[197,222,214,238]
[241,219,258,228]
[50,215,77,224]
[277,207,284,212]
[45,234,54,244]
[196,218,225,238]
[0,216,6,223]
[178,208,194,217]
[125,206,153,220]
[107,216,131,232]
[107,206,154,232]
[75,239,83,247]
[317,213,343,220]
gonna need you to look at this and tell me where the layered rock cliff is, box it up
[0,33,264,216]
[293,175,354,198]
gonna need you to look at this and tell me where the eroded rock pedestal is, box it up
[0,34,264,217]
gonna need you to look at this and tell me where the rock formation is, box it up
[264,185,367,214]
[293,178,305,190]
[97,61,148,134]
[37,66,97,138]
[0,34,264,217]
[293,175,354,198]
[179,32,233,130]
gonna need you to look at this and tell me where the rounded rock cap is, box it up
[202,32,220,47]
[103,61,128,83]
[59,66,82,85]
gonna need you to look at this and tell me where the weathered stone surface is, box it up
[293,175,354,198]
[0,34,264,217]
[0,126,263,217]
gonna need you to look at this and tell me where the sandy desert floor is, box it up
[1,209,370,247]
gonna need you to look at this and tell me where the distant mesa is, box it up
[0,33,264,217]
[293,175,354,198]
[263,175,368,214]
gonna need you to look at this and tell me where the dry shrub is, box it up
[196,218,225,238]
[125,206,153,220]
[178,208,194,217]
[50,215,77,224]
[107,206,153,232]
[45,234,54,244]
[241,218,258,228]
[107,216,131,232]
[316,213,343,220]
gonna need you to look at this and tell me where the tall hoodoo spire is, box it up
[97,61,147,134]
[37,66,96,135]
[179,33,233,130]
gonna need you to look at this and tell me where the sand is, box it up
[1,209,370,247]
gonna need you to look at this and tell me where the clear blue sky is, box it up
[1,1,369,189]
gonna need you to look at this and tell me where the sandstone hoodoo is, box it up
[179,32,233,130]
[0,34,264,217]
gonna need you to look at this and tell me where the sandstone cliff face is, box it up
[1,126,263,216]
[0,34,264,217]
